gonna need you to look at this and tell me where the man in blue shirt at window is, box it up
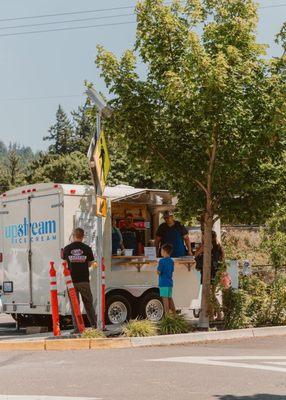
[156,210,192,258]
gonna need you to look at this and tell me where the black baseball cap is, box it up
[163,210,174,218]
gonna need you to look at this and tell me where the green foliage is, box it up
[0,141,7,159]
[44,105,74,155]
[223,275,286,329]
[222,288,250,330]
[6,143,26,187]
[0,163,9,193]
[261,208,286,273]
[96,0,286,225]
[95,0,286,327]
[107,137,162,189]
[267,277,286,326]
[23,97,158,188]
[241,275,269,327]
[0,142,37,193]
[158,313,190,335]
[81,328,105,338]
[71,104,97,154]
[122,318,157,337]
[28,151,91,185]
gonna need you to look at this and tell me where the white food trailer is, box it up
[0,183,203,327]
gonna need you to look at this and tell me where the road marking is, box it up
[0,397,102,400]
[264,362,286,366]
[148,356,286,374]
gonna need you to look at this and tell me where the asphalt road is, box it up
[0,336,285,399]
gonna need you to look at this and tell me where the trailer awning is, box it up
[110,189,174,206]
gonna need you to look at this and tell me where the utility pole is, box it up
[86,88,111,330]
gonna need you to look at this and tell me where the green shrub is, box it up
[268,277,286,326]
[122,319,157,337]
[222,288,250,329]
[222,275,286,329]
[241,275,270,327]
[158,313,190,335]
[81,328,105,339]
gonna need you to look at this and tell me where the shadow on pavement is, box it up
[217,395,286,399]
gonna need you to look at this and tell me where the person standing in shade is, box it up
[112,217,125,255]
[195,230,225,282]
[120,213,138,255]
[63,228,96,331]
[195,230,224,320]
[156,210,192,258]
[157,243,176,315]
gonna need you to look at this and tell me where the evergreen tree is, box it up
[44,105,74,154]
[0,162,9,193]
[71,103,97,154]
[25,152,55,184]
[6,143,26,188]
[18,145,35,166]
[0,141,7,160]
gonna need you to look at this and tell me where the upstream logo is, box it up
[5,217,57,244]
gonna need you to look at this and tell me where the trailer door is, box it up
[1,197,30,306]
[29,193,61,307]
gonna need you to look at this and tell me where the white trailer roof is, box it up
[2,183,171,203]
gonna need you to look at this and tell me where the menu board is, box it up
[74,211,97,253]
[144,247,157,261]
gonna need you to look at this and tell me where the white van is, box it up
[0,183,201,327]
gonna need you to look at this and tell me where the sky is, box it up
[0,0,285,152]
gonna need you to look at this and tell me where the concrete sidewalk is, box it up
[0,325,284,351]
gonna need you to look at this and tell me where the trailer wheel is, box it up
[140,292,164,322]
[106,294,131,325]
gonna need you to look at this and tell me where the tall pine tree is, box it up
[6,143,26,188]
[44,105,74,154]
[71,103,97,154]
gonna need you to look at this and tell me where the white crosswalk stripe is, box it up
[148,355,286,374]
[0,396,102,400]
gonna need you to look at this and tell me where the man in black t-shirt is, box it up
[63,228,96,330]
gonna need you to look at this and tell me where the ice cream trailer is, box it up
[0,183,201,326]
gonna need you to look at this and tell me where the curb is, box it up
[89,338,131,349]
[130,328,254,347]
[0,326,285,351]
[0,337,132,351]
[45,338,90,351]
[0,340,46,351]
[130,325,286,347]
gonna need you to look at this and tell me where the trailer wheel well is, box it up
[106,289,136,303]
[138,287,160,299]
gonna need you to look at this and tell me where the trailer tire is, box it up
[139,291,164,322]
[106,294,131,325]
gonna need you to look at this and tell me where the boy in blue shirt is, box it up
[157,243,176,315]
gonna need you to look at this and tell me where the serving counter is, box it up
[111,255,196,272]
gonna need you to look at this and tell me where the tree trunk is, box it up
[198,123,218,329]
[199,205,213,328]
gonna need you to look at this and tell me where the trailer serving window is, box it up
[110,189,175,263]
